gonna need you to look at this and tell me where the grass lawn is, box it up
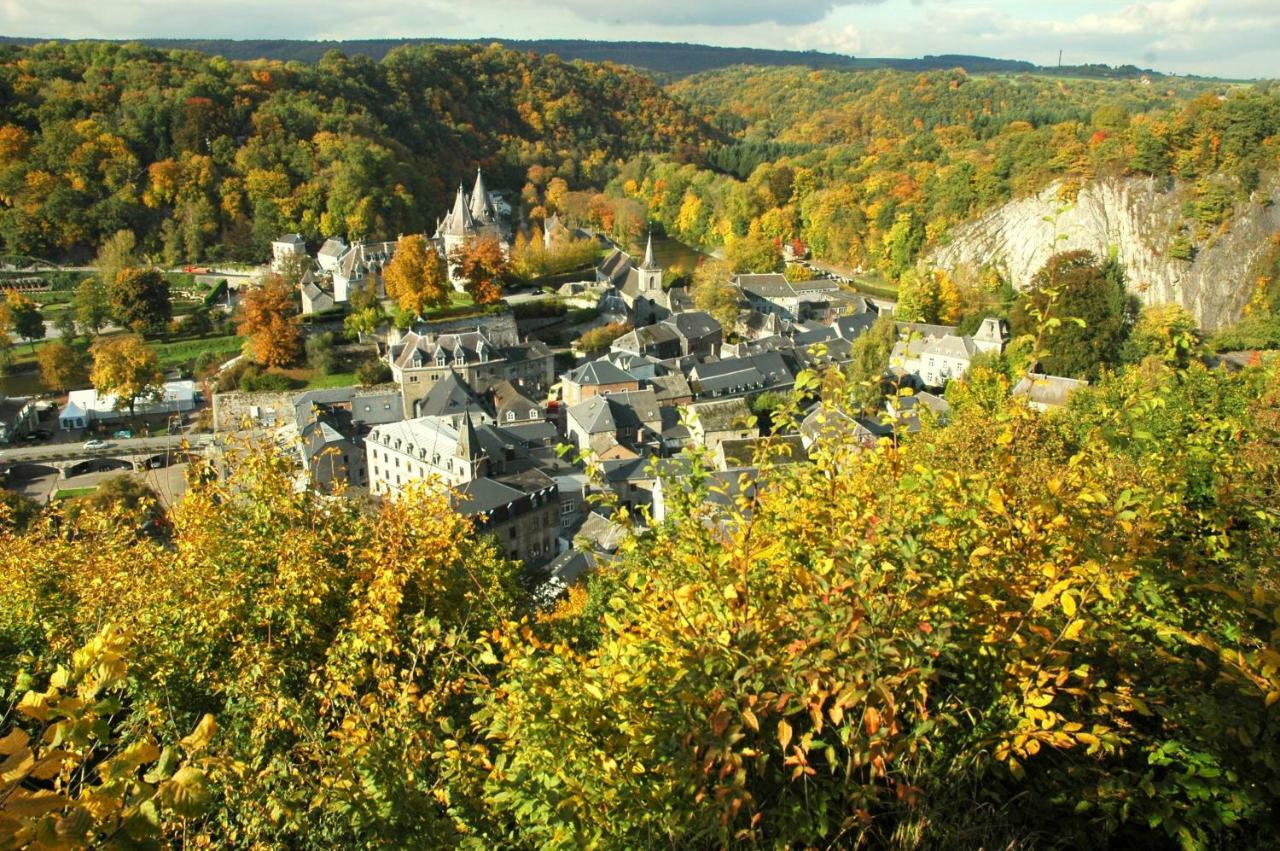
[151,334,244,370]
[300,371,358,389]
[53,487,98,501]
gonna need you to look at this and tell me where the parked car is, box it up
[83,439,110,450]
[33,429,53,440]
[112,429,133,440]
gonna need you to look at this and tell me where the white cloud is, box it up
[554,0,885,27]
[0,0,1276,78]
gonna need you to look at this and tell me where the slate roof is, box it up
[734,273,793,299]
[491,379,541,418]
[455,477,526,516]
[497,420,559,446]
[394,330,498,370]
[667,287,693,313]
[597,248,632,285]
[924,335,978,360]
[564,359,636,387]
[419,370,491,420]
[294,386,403,428]
[568,389,661,435]
[833,312,878,341]
[689,397,754,432]
[1011,374,1088,409]
[318,237,346,259]
[667,310,721,342]
[647,373,693,404]
[275,233,305,246]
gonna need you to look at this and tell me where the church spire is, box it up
[457,408,481,462]
[640,232,659,271]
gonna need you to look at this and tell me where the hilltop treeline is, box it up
[1,356,1277,847]
[0,41,710,262]
[608,68,1280,283]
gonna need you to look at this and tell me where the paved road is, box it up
[0,434,213,465]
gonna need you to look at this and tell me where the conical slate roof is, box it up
[640,233,659,271]
[441,184,476,237]
[457,408,482,461]
[469,169,495,222]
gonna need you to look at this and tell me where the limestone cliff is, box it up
[930,175,1280,329]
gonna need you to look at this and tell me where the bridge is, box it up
[0,434,216,478]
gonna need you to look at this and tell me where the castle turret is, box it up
[469,169,496,223]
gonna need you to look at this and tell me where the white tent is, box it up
[58,380,197,429]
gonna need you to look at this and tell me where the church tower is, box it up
[637,233,662,294]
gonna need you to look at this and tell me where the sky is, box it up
[4,0,1279,79]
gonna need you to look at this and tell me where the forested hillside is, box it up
[615,68,1278,276]
[0,41,710,261]
[2,356,1277,847]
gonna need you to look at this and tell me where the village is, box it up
[2,170,1087,595]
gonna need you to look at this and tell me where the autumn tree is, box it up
[450,235,511,304]
[383,234,451,317]
[94,228,138,290]
[846,315,899,413]
[691,258,741,332]
[74,276,112,335]
[0,292,44,350]
[37,339,84,392]
[575,321,632,355]
[110,268,173,336]
[725,229,783,273]
[1124,303,1199,366]
[89,334,163,417]
[1009,250,1136,380]
[238,274,302,367]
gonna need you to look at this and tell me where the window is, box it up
[529,409,539,420]
[506,411,516,422]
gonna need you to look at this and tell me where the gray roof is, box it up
[394,330,498,370]
[647,372,692,403]
[497,420,559,446]
[597,248,632,284]
[294,386,403,428]
[924,335,978,360]
[833,312,878,341]
[455,477,526,516]
[439,184,477,237]
[568,389,661,435]
[564,359,636,387]
[689,397,753,432]
[733,273,792,299]
[1011,374,1088,408]
[275,233,305,246]
[419,370,491,420]
[667,311,721,342]
[318,237,347,258]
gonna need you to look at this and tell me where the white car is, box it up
[83,439,110,450]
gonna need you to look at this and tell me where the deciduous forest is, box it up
[2,355,1278,848]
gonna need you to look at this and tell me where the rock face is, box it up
[931,175,1280,329]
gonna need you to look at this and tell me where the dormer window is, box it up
[435,351,447,367]
[529,409,539,420]
[454,350,466,366]
[506,411,516,422]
